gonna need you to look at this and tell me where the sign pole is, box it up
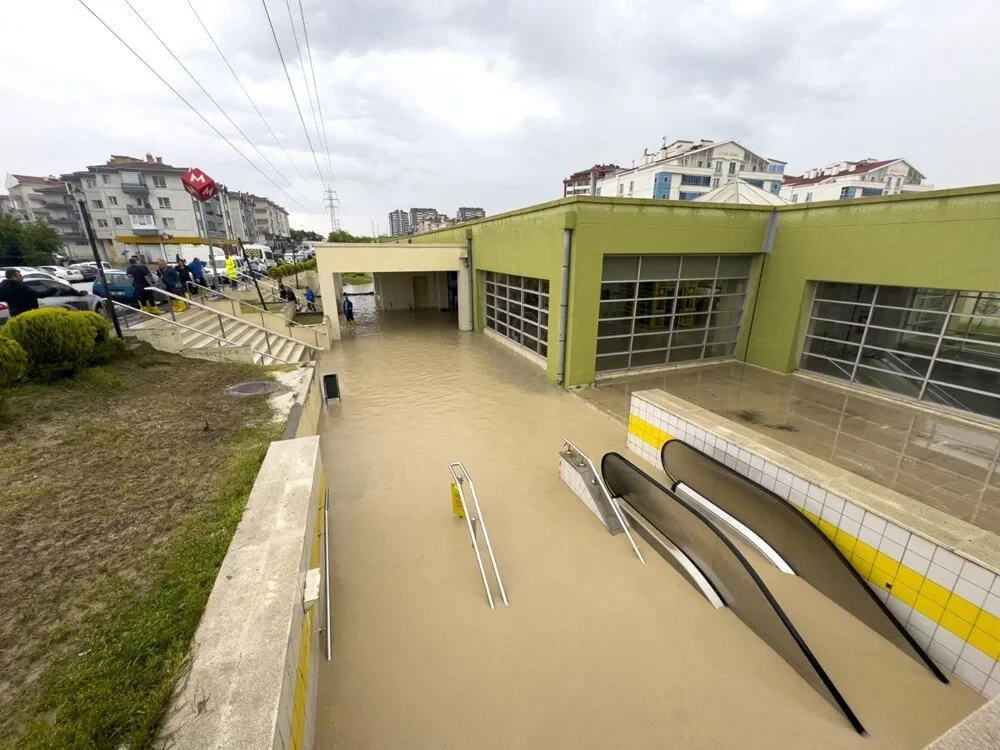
[239,238,268,310]
[199,201,217,291]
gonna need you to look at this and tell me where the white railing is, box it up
[448,462,509,609]
[188,282,324,349]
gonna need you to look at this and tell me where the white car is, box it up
[39,265,85,283]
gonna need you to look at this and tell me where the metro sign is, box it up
[182,167,218,202]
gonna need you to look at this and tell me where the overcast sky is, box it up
[1,0,998,235]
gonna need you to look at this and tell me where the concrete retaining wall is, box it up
[158,436,327,750]
[627,389,1000,698]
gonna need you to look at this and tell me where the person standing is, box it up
[0,269,39,317]
[304,285,317,312]
[188,257,208,289]
[224,253,239,289]
[176,258,195,295]
[157,260,186,312]
[126,256,158,314]
[342,292,355,327]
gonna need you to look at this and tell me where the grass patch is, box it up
[0,350,283,748]
[293,312,324,325]
[341,272,372,285]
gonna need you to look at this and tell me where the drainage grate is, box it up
[228,381,282,397]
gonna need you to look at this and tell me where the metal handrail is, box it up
[322,488,332,661]
[236,270,281,295]
[109,300,296,364]
[448,462,509,609]
[562,437,645,564]
[188,282,322,349]
[147,288,322,358]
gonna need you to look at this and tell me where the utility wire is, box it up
[184,0,313,192]
[75,0,310,212]
[261,0,327,190]
[284,0,327,187]
[299,0,336,190]
[122,0,311,207]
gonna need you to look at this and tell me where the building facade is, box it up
[388,209,410,237]
[61,154,202,262]
[596,140,786,202]
[780,158,930,203]
[252,195,290,243]
[225,190,258,243]
[562,164,621,197]
[3,173,90,259]
[456,207,486,222]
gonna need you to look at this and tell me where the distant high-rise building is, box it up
[388,209,410,237]
[408,207,439,232]
[779,158,930,204]
[456,207,486,222]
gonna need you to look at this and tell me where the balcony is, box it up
[49,215,80,225]
[121,181,149,197]
[127,205,155,216]
[44,200,75,211]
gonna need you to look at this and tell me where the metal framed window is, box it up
[595,254,751,374]
[800,283,1000,421]
[484,272,550,358]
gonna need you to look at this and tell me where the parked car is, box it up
[70,263,99,281]
[92,270,139,305]
[0,276,107,327]
[38,265,84,283]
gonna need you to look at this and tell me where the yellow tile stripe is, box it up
[628,402,1000,673]
[290,607,315,750]
[628,413,673,451]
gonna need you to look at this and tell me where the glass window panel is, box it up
[497,298,507,311]
[876,286,953,312]
[523,291,540,307]
[946,314,1000,348]
[938,337,1000,366]
[717,255,751,278]
[636,297,675,317]
[639,255,680,280]
[668,345,704,363]
[804,337,859,362]
[672,329,708,348]
[679,255,718,279]
[638,280,677,299]
[858,347,932,379]
[717,278,748,295]
[632,332,671,350]
[595,354,630,371]
[523,322,539,339]
[600,299,635,319]
[497,312,507,324]
[928,358,1000,393]
[863,327,939,356]
[539,311,549,328]
[924,383,1000,420]
[800,354,853,381]
[600,282,636,301]
[508,303,522,317]
[676,280,716,298]
[495,273,507,285]
[710,309,743,329]
[675,310,709,330]
[806,317,863,344]
[539,343,548,358]
[495,323,507,335]
[854,365,924,399]
[597,336,631,354]
[633,316,672,334]
[869,305,946,335]
[705,326,740,345]
[540,279,550,294]
[486,317,496,330]
[705,342,738,359]
[599,318,633,337]
[602,256,639,281]
[630,349,669,367]
[522,306,540,324]
[815,282,875,304]
[508,275,522,288]
[485,281,495,292]
[812,300,869,325]
[508,288,521,302]
[523,277,539,292]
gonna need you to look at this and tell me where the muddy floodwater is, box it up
[314,314,982,749]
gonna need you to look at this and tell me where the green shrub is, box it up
[0,337,29,388]
[0,308,97,380]
[78,310,128,364]
[268,258,316,279]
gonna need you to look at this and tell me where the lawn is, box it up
[0,349,283,748]
[341,272,372,285]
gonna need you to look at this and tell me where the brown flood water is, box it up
[315,314,982,749]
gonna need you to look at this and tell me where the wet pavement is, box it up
[579,361,1000,535]
[313,314,980,749]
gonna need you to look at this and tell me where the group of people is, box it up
[276,282,318,312]
[125,253,246,314]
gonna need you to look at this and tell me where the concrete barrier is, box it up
[158,436,327,749]
[627,389,1000,698]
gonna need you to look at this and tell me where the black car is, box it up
[70,264,99,281]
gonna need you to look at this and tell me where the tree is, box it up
[0,217,59,266]
[327,230,375,243]
[290,228,323,242]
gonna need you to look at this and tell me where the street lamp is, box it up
[73,187,122,338]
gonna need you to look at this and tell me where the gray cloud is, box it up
[1,0,997,234]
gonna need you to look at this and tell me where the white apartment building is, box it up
[596,139,787,201]
[779,158,930,203]
[562,164,620,196]
[225,190,259,243]
[252,195,290,243]
[62,154,204,262]
[3,173,91,259]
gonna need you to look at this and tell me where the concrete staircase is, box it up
[127,307,310,365]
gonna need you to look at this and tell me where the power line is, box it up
[74,0,309,212]
[284,0,327,187]
[260,0,327,191]
[122,0,311,208]
[298,0,336,191]
[183,0,313,192]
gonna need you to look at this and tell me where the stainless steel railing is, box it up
[448,462,509,609]
[187,282,324,349]
[110,300,297,364]
[562,437,645,564]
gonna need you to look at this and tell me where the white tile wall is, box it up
[627,394,1000,698]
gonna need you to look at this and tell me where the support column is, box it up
[457,264,472,331]
[318,266,340,341]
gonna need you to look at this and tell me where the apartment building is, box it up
[252,195,290,242]
[562,164,621,197]
[595,139,787,201]
[779,158,930,203]
[408,207,439,232]
[3,173,91,259]
[218,188,257,243]
[61,154,202,262]
[456,206,486,222]
[388,209,410,237]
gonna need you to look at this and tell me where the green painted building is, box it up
[413,186,1000,421]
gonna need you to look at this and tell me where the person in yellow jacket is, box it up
[224,254,238,289]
